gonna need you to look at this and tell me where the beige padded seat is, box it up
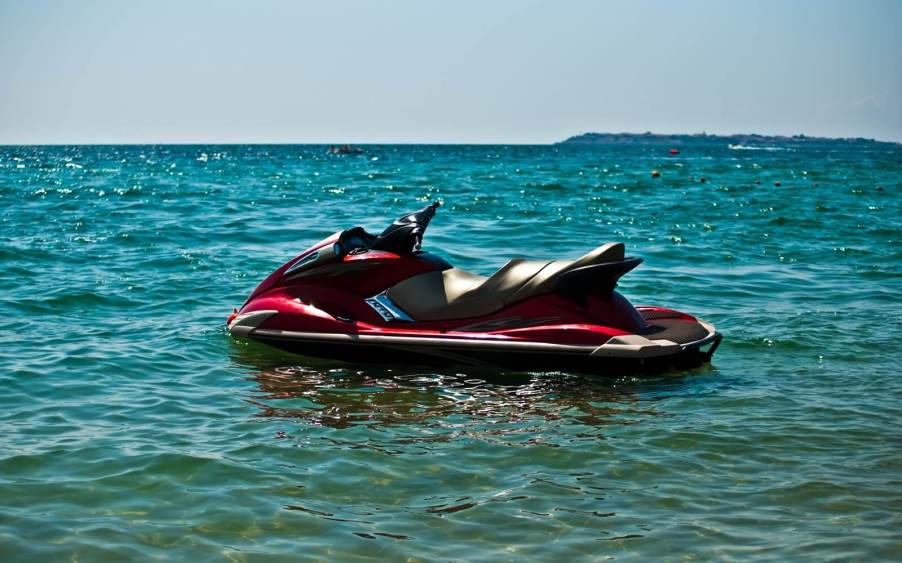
[386,242,625,321]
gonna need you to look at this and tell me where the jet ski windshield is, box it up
[336,227,376,255]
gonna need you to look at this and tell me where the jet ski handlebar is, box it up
[369,201,441,254]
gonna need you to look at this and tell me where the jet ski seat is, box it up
[386,243,626,321]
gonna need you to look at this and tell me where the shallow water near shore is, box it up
[1,143,900,560]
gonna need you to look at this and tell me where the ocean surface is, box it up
[1,143,900,561]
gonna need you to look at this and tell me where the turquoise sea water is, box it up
[1,143,900,560]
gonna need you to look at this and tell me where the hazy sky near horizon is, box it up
[1,0,900,144]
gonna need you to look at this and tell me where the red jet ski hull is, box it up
[228,204,721,375]
[230,305,720,374]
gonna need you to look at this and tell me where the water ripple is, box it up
[1,144,900,560]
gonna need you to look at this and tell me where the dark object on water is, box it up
[328,144,364,155]
[651,170,661,178]
[669,148,680,155]
[228,202,721,375]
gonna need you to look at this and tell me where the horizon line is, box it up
[2,130,900,147]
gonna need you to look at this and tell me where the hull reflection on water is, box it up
[229,339,699,432]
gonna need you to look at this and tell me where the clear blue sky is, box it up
[1,0,900,144]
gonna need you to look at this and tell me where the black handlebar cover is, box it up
[371,201,441,254]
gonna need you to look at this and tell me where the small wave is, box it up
[728,144,787,151]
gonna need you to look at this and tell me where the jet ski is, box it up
[227,202,721,374]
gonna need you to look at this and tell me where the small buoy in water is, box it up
[774,181,781,187]
[651,170,661,178]
[699,177,707,183]
[876,185,884,191]
[669,148,680,155]
[754,179,761,185]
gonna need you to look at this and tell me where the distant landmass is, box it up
[558,132,899,147]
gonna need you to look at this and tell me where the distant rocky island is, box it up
[558,132,898,147]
